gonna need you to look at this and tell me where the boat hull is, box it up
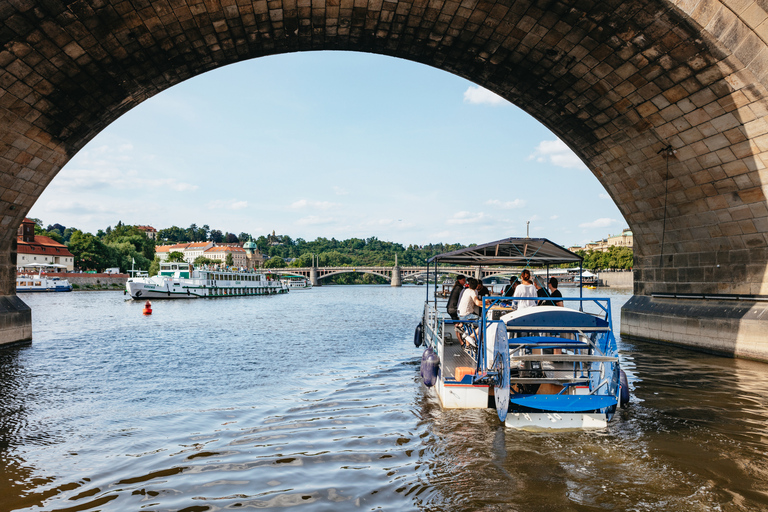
[125,281,287,300]
[505,412,608,430]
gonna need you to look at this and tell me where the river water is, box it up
[1,286,767,511]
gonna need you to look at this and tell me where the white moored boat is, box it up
[415,237,629,430]
[126,262,288,299]
[280,274,312,289]
[17,272,73,292]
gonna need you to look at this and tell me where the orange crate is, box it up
[454,366,476,382]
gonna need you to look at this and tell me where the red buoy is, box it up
[142,300,152,315]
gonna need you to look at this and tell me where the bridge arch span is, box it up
[317,269,392,282]
[1,1,768,357]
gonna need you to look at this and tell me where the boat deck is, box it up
[442,340,476,382]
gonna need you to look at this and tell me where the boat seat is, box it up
[508,336,589,349]
[508,394,617,412]
[510,354,617,362]
[509,377,590,384]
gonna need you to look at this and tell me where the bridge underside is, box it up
[1,1,768,358]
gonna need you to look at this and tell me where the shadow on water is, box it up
[0,287,767,511]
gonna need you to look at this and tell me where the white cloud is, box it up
[296,215,335,226]
[446,211,485,225]
[579,218,617,229]
[333,186,348,195]
[528,139,586,169]
[44,200,115,215]
[599,193,611,199]
[206,199,249,210]
[463,86,508,106]
[485,199,526,209]
[290,199,339,210]
[550,215,559,220]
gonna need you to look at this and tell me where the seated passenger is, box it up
[457,278,483,347]
[547,277,564,307]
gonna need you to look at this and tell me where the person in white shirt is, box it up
[457,277,483,348]
[513,269,537,309]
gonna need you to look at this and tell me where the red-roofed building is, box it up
[204,245,246,267]
[155,243,190,262]
[136,225,157,240]
[16,218,75,271]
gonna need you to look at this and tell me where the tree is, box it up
[263,256,286,268]
[167,251,185,262]
[238,232,251,243]
[224,232,238,244]
[194,256,217,266]
[103,224,155,262]
[209,229,223,243]
[68,230,114,271]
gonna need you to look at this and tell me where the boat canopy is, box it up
[427,237,581,266]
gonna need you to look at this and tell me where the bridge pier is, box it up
[621,296,768,362]
[391,266,402,287]
[309,267,319,287]
[0,241,32,347]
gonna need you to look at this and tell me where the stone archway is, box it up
[1,1,767,358]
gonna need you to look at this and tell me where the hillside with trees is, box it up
[28,219,634,280]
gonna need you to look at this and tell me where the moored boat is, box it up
[125,262,288,299]
[16,272,73,292]
[279,274,312,289]
[415,237,628,430]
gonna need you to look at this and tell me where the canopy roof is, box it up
[427,237,581,266]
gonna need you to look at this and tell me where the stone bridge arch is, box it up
[1,1,768,358]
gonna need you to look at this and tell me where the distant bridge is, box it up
[266,266,518,286]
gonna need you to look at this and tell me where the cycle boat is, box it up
[415,237,629,430]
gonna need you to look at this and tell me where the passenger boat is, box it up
[125,262,288,299]
[16,272,73,292]
[280,274,312,289]
[415,237,629,430]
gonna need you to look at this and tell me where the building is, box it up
[183,242,214,263]
[570,228,633,253]
[607,229,633,249]
[136,225,157,240]
[16,218,75,271]
[204,245,247,267]
[155,243,190,262]
[243,237,265,268]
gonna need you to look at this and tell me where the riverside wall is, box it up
[44,273,128,289]
[599,272,633,288]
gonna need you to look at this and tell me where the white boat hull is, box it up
[126,264,288,300]
[126,280,287,299]
[505,412,608,430]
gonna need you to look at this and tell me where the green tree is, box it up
[149,257,160,276]
[194,256,217,266]
[263,256,286,268]
[166,251,185,263]
[68,230,114,271]
[225,253,234,266]
[103,224,155,263]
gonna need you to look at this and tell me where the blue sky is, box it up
[29,51,626,248]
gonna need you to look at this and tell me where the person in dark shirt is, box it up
[475,280,490,315]
[547,277,564,307]
[503,277,518,297]
[446,275,466,343]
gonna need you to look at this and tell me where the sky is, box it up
[28,51,627,248]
